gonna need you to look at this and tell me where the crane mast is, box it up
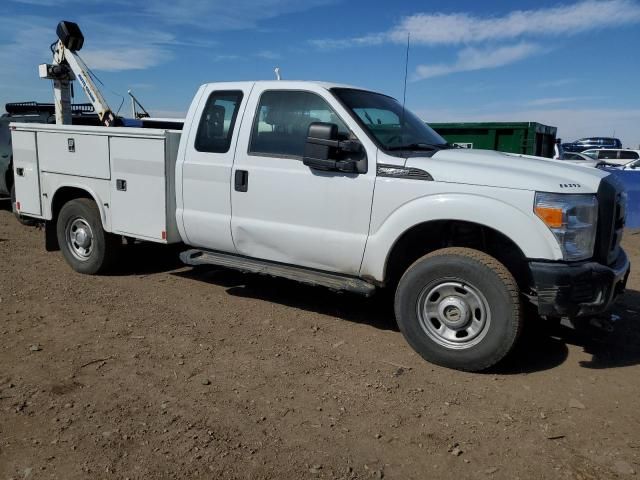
[39,21,116,126]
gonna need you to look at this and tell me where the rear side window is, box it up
[195,90,243,153]
[598,150,619,159]
[249,90,348,158]
[620,151,639,160]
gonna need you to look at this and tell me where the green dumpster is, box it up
[429,122,558,158]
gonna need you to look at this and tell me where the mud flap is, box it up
[45,220,60,251]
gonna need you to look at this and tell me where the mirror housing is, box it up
[303,122,365,173]
[305,122,339,161]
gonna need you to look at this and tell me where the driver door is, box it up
[230,85,377,275]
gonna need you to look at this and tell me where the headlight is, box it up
[534,192,598,261]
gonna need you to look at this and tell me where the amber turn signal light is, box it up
[534,206,563,228]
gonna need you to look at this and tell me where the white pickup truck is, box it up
[11,80,630,371]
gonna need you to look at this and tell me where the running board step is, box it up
[180,249,376,296]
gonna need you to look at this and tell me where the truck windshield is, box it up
[332,88,448,152]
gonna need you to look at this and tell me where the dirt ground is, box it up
[1,205,640,480]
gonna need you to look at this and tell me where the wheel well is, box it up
[51,187,94,220]
[384,220,530,290]
[46,187,96,252]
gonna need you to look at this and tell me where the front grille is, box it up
[595,175,625,265]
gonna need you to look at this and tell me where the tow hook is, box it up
[558,313,621,333]
[588,313,621,333]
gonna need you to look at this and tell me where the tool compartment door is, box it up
[12,130,41,216]
[109,136,168,242]
[37,131,111,179]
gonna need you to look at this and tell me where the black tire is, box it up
[394,247,522,372]
[10,184,33,226]
[56,198,120,274]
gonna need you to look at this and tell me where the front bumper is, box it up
[529,249,630,317]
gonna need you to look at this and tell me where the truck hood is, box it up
[405,149,608,193]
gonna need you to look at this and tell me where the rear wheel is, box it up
[394,247,522,371]
[56,198,120,274]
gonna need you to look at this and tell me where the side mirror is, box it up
[303,122,363,173]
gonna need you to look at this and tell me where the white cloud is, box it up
[412,43,542,80]
[9,0,104,4]
[389,0,640,45]
[538,78,577,88]
[212,54,241,62]
[255,50,282,60]
[116,0,335,31]
[311,1,640,80]
[81,47,171,71]
[310,34,386,50]
[313,0,640,48]
[420,107,640,149]
[524,96,605,106]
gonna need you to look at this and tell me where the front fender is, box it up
[360,192,563,282]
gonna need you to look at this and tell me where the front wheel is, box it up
[56,198,120,274]
[394,247,522,371]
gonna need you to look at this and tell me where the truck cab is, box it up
[11,80,630,372]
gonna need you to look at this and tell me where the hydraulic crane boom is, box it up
[39,21,116,126]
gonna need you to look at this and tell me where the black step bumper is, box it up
[529,249,630,317]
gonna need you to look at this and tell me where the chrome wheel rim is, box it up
[66,217,94,261]
[416,280,491,349]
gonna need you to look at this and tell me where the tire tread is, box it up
[396,247,522,371]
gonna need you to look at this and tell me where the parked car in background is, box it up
[581,149,640,165]
[622,158,640,170]
[558,152,600,167]
[562,137,622,153]
[561,152,593,161]
[0,102,97,218]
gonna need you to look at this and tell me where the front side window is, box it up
[332,88,447,152]
[249,90,349,158]
[195,90,243,153]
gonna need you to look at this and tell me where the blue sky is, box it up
[1,0,639,147]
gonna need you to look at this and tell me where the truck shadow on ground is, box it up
[176,264,640,374]
[106,242,186,276]
[176,266,399,332]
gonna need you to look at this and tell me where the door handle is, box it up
[234,170,248,192]
[16,167,24,177]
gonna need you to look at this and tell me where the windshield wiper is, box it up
[385,142,448,151]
